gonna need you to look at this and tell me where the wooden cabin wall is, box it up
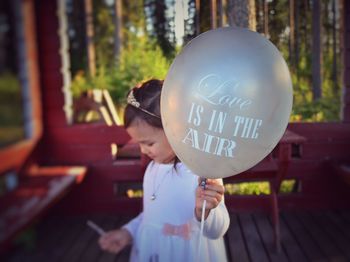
[34,0,350,216]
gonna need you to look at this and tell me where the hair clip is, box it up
[127,89,161,119]
[127,90,141,108]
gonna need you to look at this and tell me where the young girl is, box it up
[99,79,230,261]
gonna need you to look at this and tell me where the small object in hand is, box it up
[200,178,207,190]
[87,220,106,236]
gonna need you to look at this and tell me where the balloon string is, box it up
[197,199,206,262]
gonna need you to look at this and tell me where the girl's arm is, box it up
[122,212,144,241]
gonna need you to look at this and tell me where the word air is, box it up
[182,128,236,158]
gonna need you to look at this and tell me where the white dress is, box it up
[123,161,230,262]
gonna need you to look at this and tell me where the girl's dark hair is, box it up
[124,79,180,168]
[124,79,163,129]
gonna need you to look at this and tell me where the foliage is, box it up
[110,40,170,104]
[68,0,343,123]
[224,179,297,195]
[144,0,176,59]
[71,38,170,105]
[0,72,23,125]
[0,72,24,146]
[70,0,170,107]
[225,182,270,195]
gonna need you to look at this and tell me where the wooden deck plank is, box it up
[281,212,327,262]
[279,214,308,262]
[311,212,350,260]
[326,211,350,240]
[51,216,87,262]
[253,213,288,262]
[97,215,124,262]
[60,217,99,262]
[4,210,350,262]
[226,213,250,262]
[338,210,350,225]
[79,216,114,262]
[238,213,269,262]
[32,215,69,261]
[296,212,347,261]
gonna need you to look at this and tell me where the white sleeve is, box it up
[122,212,144,241]
[193,179,230,239]
[122,162,153,240]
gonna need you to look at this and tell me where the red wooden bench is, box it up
[0,165,87,253]
[334,164,350,186]
[224,129,306,251]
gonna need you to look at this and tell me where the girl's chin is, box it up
[154,158,175,164]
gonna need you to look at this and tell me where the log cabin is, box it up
[1,0,350,261]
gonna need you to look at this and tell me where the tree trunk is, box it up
[195,0,200,35]
[210,0,217,29]
[332,0,338,94]
[84,0,96,77]
[227,0,256,31]
[295,0,300,70]
[113,0,122,65]
[289,0,295,69]
[263,0,268,37]
[312,0,322,100]
[218,0,225,27]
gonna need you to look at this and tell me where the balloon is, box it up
[161,27,293,179]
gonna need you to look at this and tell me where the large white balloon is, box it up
[161,27,293,179]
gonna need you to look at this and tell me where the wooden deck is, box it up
[4,210,350,262]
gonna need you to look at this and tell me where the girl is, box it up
[99,79,230,261]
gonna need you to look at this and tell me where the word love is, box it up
[196,74,252,110]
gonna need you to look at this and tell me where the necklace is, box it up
[150,164,171,201]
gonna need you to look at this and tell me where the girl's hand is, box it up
[195,179,225,221]
[98,228,132,254]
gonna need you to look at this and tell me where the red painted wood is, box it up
[288,123,350,141]
[41,144,115,164]
[0,165,87,249]
[0,141,35,173]
[42,89,66,109]
[41,72,63,89]
[45,125,131,145]
[40,53,62,71]
[301,142,349,159]
[333,164,350,186]
[37,34,61,53]
[43,109,67,127]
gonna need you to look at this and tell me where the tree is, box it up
[312,0,322,100]
[289,0,295,69]
[144,0,176,59]
[113,0,122,64]
[84,0,96,76]
[226,0,256,30]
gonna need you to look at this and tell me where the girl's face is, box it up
[126,120,176,164]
